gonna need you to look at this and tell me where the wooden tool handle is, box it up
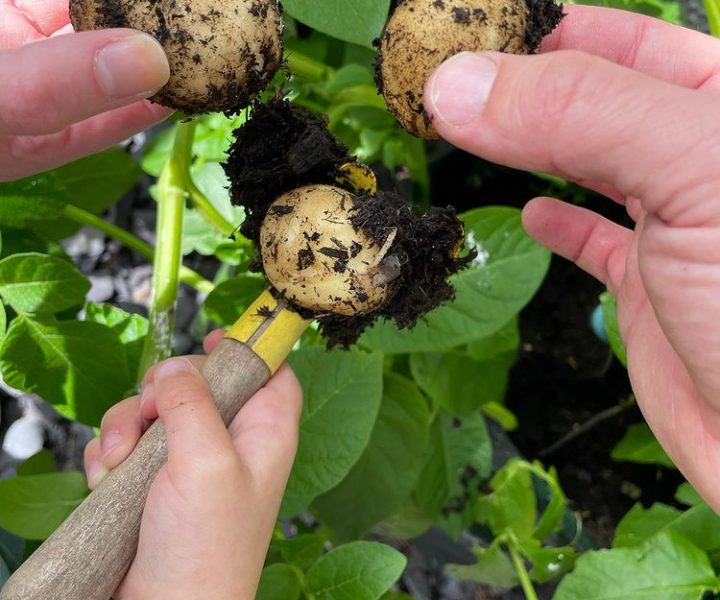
[0,339,271,600]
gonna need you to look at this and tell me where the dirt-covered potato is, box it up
[376,0,563,138]
[70,0,283,114]
[260,185,400,316]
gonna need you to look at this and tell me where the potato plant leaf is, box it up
[0,174,68,228]
[600,292,627,367]
[0,253,89,314]
[203,276,265,326]
[0,472,88,540]
[281,348,383,515]
[614,501,720,552]
[305,541,407,600]
[312,373,431,540]
[553,530,720,600]
[17,450,56,477]
[283,0,391,48]
[448,539,518,589]
[414,411,492,518]
[0,554,9,588]
[0,316,132,426]
[611,422,674,468]
[361,207,550,353]
[267,534,326,572]
[255,563,302,600]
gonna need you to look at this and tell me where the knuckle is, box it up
[155,380,208,414]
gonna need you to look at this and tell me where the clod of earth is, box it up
[224,99,476,347]
[375,0,565,138]
[69,0,283,114]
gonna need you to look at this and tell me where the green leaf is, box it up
[0,174,68,228]
[0,553,9,588]
[0,316,132,426]
[448,540,518,589]
[255,564,302,600]
[614,502,720,552]
[0,529,24,572]
[203,276,266,326]
[475,459,537,540]
[312,373,431,540]
[268,534,326,571]
[0,473,88,540]
[676,483,703,507]
[33,149,141,240]
[17,450,56,476]
[466,317,520,361]
[482,402,519,431]
[410,349,514,416]
[305,541,407,600]
[85,303,148,381]
[281,348,383,515]
[414,411,492,517]
[0,253,89,314]
[361,207,550,353]
[0,301,6,347]
[519,539,576,583]
[600,292,627,367]
[553,531,720,600]
[283,0,391,47]
[611,423,674,468]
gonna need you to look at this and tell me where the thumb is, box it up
[0,29,169,136]
[423,50,720,226]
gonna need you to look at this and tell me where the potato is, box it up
[70,0,283,114]
[376,0,563,138]
[260,185,400,316]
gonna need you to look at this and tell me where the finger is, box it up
[0,100,172,181]
[151,357,237,476]
[228,363,303,493]
[139,355,207,420]
[1,0,70,36]
[83,395,144,489]
[0,5,45,47]
[541,5,720,92]
[424,51,720,226]
[203,329,225,354]
[522,197,632,293]
[0,29,169,137]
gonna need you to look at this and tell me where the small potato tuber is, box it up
[70,0,283,114]
[260,185,401,316]
[376,0,563,138]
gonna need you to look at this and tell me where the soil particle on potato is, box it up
[224,99,474,347]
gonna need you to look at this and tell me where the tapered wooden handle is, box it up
[0,339,271,600]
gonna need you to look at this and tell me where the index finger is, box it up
[1,0,69,36]
[542,5,720,91]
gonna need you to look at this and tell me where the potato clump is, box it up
[260,185,400,316]
[376,0,563,138]
[70,0,283,114]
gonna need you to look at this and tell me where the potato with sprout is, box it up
[70,0,283,114]
[376,0,564,139]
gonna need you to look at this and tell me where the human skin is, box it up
[424,5,720,511]
[0,0,173,182]
[83,330,303,600]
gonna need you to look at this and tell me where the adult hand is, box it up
[84,330,303,599]
[424,6,720,510]
[0,0,172,182]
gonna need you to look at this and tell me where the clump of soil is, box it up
[224,100,474,347]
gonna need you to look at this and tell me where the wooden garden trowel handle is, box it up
[0,291,310,600]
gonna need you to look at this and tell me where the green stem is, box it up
[508,543,538,600]
[61,204,213,294]
[185,179,237,238]
[286,51,332,80]
[703,0,720,37]
[137,121,197,378]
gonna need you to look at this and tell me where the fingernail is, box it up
[95,33,170,100]
[100,431,123,457]
[139,382,154,411]
[426,52,497,127]
[155,357,195,382]
[86,459,109,490]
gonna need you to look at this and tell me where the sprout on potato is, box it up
[376,0,564,138]
[70,0,283,114]
[260,185,401,316]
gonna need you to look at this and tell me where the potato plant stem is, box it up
[138,120,197,379]
[508,543,539,600]
[704,0,720,36]
[60,204,214,294]
[286,52,332,80]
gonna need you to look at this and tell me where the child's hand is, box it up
[84,330,303,600]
